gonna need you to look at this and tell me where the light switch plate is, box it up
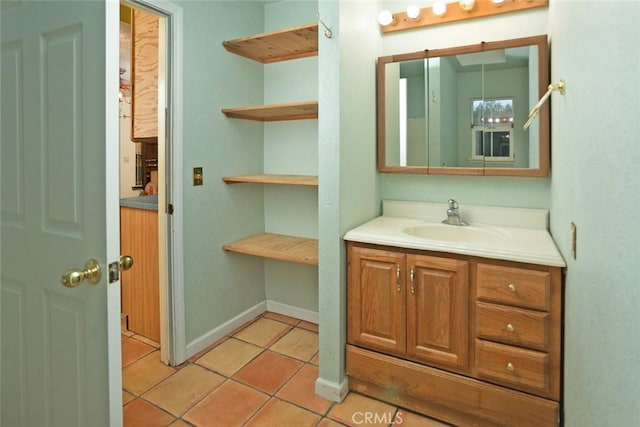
[193,167,203,186]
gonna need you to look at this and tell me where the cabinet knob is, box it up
[506,323,515,332]
[507,362,515,372]
[508,283,517,292]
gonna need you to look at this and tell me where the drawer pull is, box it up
[508,283,517,292]
[410,266,415,294]
[507,362,515,372]
[506,323,515,332]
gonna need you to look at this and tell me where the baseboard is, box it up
[185,301,266,359]
[315,376,349,403]
[266,300,319,324]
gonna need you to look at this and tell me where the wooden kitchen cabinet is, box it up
[131,9,158,142]
[346,241,563,426]
[120,206,159,342]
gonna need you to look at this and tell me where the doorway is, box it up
[118,0,184,366]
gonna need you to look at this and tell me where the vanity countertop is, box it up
[120,195,158,211]
[344,201,566,267]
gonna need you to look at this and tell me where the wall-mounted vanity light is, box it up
[378,0,547,34]
[407,4,422,20]
[432,1,448,17]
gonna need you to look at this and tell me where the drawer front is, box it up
[476,302,550,351]
[476,339,550,396]
[477,264,551,311]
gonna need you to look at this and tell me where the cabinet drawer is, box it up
[477,264,550,311]
[476,339,549,396]
[476,302,549,351]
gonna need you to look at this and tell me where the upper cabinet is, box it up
[378,35,549,177]
[131,9,158,143]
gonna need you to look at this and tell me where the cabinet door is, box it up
[348,246,406,355]
[131,9,158,142]
[406,254,469,370]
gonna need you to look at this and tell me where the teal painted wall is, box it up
[263,0,319,314]
[548,2,640,425]
[180,1,267,343]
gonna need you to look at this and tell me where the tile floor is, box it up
[122,312,450,426]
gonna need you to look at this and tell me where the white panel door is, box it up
[1,1,121,426]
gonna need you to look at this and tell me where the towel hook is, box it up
[317,12,333,39]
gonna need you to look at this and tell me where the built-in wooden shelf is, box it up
[223,233,318,266]
[223,23,318,64]
[222,174,318,186]
[222,101,318,122]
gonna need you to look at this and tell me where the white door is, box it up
[1,1,122,426]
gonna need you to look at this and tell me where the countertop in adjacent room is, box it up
[119,195,158,211]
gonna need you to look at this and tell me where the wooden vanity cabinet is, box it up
[348,244,469,373]
[346,241,563,427]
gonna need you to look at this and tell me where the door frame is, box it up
[121,0,185,365]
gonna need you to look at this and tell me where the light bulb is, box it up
[492,0,505,6]
[432,1,447,16]
[407,4,421,20]
[378,10,395,26]
[459,0,475,11]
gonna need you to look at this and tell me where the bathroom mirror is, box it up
[377,35,549,177]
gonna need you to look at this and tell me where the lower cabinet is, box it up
[346,241,563,427]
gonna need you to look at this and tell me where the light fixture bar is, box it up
[380,0,547,34]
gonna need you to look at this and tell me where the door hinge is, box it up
[167,203,174,214]
[108,261,120,284]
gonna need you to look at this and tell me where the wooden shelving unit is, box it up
[222,174,318,186]
[222,22,319,266]
[223,23,318,64]
[223,233,318,266]
[222,101,318,122]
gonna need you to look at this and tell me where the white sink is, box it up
[403,223,511,243]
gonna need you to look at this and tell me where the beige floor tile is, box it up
[234,350,303,394]
[276,364,331,415]
[182,380,269,427]
[245,398,320,427]
[298,320,319,332]
[121,336,155,367]
[122,351,176,395]
[233,317,292,347]
[327,393,398,427]
[263,311,301,325]
[123,398,175,426]
[142,364,225,416]
[122,390,136,405]
[270,327,318,361]
[131,334,160,349]
[310,352,320,366]
[318,418,348,427]
[195,337,263,376]
[395,410,452,426]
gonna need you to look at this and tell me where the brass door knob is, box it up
[60,259,101,288]
[120,255,134,271]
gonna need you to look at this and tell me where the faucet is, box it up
[442,199,468,226]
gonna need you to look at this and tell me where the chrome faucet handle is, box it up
[448,199,459,209]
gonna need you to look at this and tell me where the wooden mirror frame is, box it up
[377,35,549,177]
